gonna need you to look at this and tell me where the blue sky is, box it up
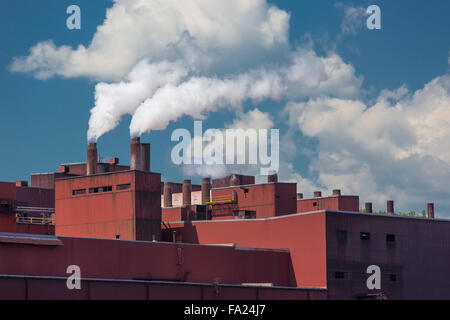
[1,1,449,216]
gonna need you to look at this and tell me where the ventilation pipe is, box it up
[201,177,211,204]
[387,200,394,215]
[182,180,192,206]
[365,202,373,213]
[427,203,434,219]
[87,142,98,175]
[130,137,150,171]
[163,182,173,208]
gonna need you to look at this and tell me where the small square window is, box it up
[386,234,396,242]
[337,230,347,243]
[313,202,318,206]
[334,271,345,279]
[360,232,370,240]
[390,274,397,282]
[115,235,120,240]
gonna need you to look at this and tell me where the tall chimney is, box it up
[427,203,434,219]
[182,180,192,206]
[130,137,150,171]
[87,142,97,176]
[387,200,394,215]
[163,182,173,208]
[201,177,211,204]
[365,202,373,213]
[332,189,341,196]
[314,191,322,198]
[268,172,278,183]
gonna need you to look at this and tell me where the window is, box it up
[243,188,249,194]
[89,186,112,193]
[337,230,347,243]
[360,232,370,240]
[116,235,120,240]
[390,274,397,282]
[386,234,396,242]
[313,201,318,206]
[116,183,131,190]
[334,271,345,279]
[99,186,112,192]
[72,189,86,195]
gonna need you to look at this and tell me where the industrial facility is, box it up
[0,139,449,300]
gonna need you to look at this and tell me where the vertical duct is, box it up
[332,189,341,196]
[130,137,150,171]
[163,182,173,208]
[427,203,434,219]
[201,177,211,204]
[314,191,322,198]
[87,142,98,176]
[182,180,192,206]
[365,202,373,213]
[130,137,140,171]
[268,173,278,183]
[387,200,394,215]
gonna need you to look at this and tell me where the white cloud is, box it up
[83,48,361,142]
[128,49,362,138]
[284,74,450,216]
[182,108,275,178]
[335,3,366,36]
[10,0,290,80]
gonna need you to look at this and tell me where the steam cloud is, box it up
[88,48,360,141]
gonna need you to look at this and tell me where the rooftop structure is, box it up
[0,138,448,300]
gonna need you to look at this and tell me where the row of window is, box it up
[72,183,131,196]
[337,230,396,243]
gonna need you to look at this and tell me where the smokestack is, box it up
[87,142,98,175]
[332,189,341,196]
[297,193,303,200]
[201,177,211,204]
[130,137,150,171]
[182,180,192,206]
[387,200,394,215]
[365,202,373,213]
[268,172,278,183]
[163,182,173,208]
[427,203,434,219]
[314,191,322,198]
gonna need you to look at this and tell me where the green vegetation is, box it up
[359,208,426,217]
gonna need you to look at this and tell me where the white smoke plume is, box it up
[87,60,189,142]
[87,48,361,140]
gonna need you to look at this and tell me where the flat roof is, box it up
[165,209,449,224]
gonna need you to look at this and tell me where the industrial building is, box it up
[0,138,449,300]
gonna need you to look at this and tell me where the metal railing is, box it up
[16,216,54,225]
[16,206,55,214]
[206,195,234,205]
